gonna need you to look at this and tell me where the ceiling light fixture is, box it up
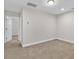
[61,8,65,11]
[47,0,54,6]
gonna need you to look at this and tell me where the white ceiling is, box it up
[4,0,74,15]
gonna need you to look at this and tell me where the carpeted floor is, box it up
[4,38,74,59]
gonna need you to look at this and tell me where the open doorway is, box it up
[12,16,19,41]
[4,16,12,43]
[4,11,20,43]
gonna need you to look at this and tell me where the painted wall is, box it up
[20,8,74,46]
[57,12,74,42]
[21,8,57,45]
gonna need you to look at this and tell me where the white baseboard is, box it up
[22,38,74,48]
[22,38,56,47]
[57,38,74,44]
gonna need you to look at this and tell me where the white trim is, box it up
[57,38,74,43]
[22,38,74,47]
[22,38,56,47]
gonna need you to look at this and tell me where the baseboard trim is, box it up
[22,38,74,47]
[22,38,56,47]
[57,38,74,44]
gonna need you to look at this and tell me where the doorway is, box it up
[4,16,12,43]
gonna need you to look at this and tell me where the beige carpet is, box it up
[5,38,74,59]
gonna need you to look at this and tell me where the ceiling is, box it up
[4,0,74,15]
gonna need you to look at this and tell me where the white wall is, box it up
[57,12,74,42]
[20,8,74,46]
[21,8,57,45]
